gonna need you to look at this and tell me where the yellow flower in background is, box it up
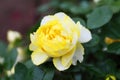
[29,12,92,71]
[106,74,116,80]
[7,30,22,43]
[105,37,120,45]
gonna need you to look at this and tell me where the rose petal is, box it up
[31,50,49,65]
[61,47,76,67]
[30,33,37,43]
[55,12,77,33]
[41,16,55,26]
[54,12,67,20]
[53,57,72,71]
[72,33,78,45]
[77,22,92,43]
[72,43,84,65]
[29,43,38,51]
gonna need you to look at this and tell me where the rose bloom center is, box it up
[36,21,74,57]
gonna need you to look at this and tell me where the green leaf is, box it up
[0,41,7,57]
[14,63,28,80]
[111,1,120,13]
[98,0,114,5]
[87,6,113,29]
[43,68,54,80]
[32,66,45,80]
[107,42,120,55]
[102,16,120,39]
[81,63,104,76]
[98,0,120,13]
[5,48,18,70]
[98,59,116,73]
[116,70,120,79]
[24,60,34,69]
[74,74,81,80]
[23,65,45,80]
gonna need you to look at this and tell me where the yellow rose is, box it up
[29,12,92,71]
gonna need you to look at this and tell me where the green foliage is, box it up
[0,41,18,80]
[102,13,120,39]
[87,6,113,29]
[5,48,18,70]
[32,66,44,80]
[13,62,54,80]
[14,63,28,80]
[0,41,18,70]
[43,69,54,80]
[0,41,7,57]
[107,42,120,54]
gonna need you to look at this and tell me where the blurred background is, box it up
[0,0,49,41]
